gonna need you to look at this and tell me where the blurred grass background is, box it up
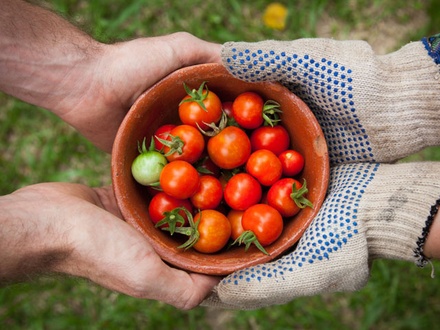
[1,0,440,329]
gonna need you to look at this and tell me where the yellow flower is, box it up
[263,3,288,31]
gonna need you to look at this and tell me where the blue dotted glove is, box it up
[203,162,440,309]
[202,36,440,310]
[222,37,440,165]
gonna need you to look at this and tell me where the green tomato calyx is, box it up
[290,179,314,209]
[231,230,269,255]
[155,207,190,235]
[179,81,209,112]
[155,134,185,157]
[197,111,228,137]
[138,136,155,154]
[262,100,283,127]
[160,207,200,250]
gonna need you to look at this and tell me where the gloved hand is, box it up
[202,35,440,310]
[204,161,440,309]
[221,36,440,165]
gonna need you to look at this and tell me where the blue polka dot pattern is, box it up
[225,48,376,164]
[222,163,379,286]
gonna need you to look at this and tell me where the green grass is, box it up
[1,0,440,329]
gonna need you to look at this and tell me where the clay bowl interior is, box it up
[112,63,329,275]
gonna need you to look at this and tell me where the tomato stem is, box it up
[194,156,215,175]
[155,206,189,235]
[155,134,185,157]
[290,179,314,209]
[158,207,201,250]
[180,81,209,112]
[231,230,269,255]
[137,137,157,154]
[262,100,282,127]
[197,111,228,137]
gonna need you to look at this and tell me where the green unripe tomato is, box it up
[131,138,168,186]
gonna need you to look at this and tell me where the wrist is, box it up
[420,202,440,260]
[0,186,72,283]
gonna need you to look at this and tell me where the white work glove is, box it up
[222,36,440,165]
[202,34,440,310]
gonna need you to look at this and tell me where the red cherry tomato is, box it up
[148,192,193,227]
[218,173,229,191]
[160,160,200,199]
[250,125,290,156]
[146,186,162,198]
[222,101,239,126]
[178,83,222,130]
[222,101,233,118]
[227,209,245,241]
[207,126,251,170]
[195,155,221,177]
[232,91,264,129]
[224,173,262,211]
[190,175,223,210]
[153,124,176,151]
[193,210,231,253]
[266,178,312,217]
[278,149,305,177]
[246,149,282,186]
[162,125,205,164]
[242,204,283,246]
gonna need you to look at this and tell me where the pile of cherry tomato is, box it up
[131,82,312,255]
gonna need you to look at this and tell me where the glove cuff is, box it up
[362,162,440,264]
[414,198,440,267]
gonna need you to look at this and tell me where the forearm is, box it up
[0,0,103,116]
[0,188,71,284]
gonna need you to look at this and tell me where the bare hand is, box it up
[0,183,220,309]
[58,33,221,152]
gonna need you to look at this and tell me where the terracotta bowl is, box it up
[112,63,329,275]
